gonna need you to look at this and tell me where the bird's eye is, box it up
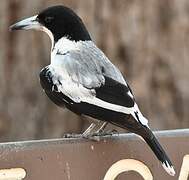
[45,16,54,23]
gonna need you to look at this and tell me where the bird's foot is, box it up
[82,129,119,141]
[82,133,101,141]
[63,129,119,140]
[97,129,119,136]
[63,133,81,139]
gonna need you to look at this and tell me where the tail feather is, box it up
[130,108,175,176]
[143,129,175,176]
[108,108,175,176]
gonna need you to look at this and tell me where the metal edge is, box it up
[0,128,188,150]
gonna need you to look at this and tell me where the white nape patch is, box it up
[41,26,54,50]
[162,162,175,176]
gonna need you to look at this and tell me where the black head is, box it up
[37,6,91,42]
[10,5,91,42]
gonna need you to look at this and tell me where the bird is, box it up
[9,5,175,176]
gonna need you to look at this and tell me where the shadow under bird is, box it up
[9,5,175,176]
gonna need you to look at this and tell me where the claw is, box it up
[82,130,119,141]
[63,133,81,138]
[82,133,101,142]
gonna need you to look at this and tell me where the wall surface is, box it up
[0,0,188,141]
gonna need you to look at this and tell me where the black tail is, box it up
[142,128,175,176]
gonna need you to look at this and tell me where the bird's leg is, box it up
[88,122,109,141]
[82,122,113,141]
[82,123,96,136]
[63,123,96,139]
[63,121,118,139]
[63,116,97,139]
[82,123,101,141]
[92,122,119,137]
[82,121,106,141]
[94,122,108,134]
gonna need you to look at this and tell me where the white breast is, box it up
[51,37,80,65]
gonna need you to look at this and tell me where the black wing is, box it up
[39,66,135,114]
[39,66,73,106]
[95,76,135,107]
[40,66,85,115]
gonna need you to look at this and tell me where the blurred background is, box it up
[0,0,188,142]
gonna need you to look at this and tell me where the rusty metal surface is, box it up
[0,129,188,180]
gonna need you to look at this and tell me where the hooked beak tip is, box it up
[9,24,25,31]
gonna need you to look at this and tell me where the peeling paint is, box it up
[91,145,94,151]
[0,168,26,180]
[66,162,71,180]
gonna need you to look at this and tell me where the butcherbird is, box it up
[10,5,175,176]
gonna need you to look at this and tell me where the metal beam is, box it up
[0,129,188,180]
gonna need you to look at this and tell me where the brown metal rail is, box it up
[0,129,188,180]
